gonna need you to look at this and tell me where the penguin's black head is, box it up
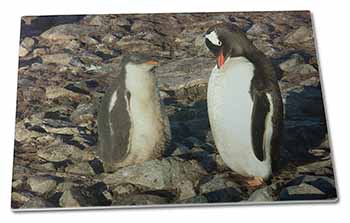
[122,53,159,71]
[204,23,253,69]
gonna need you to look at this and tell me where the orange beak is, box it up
[145,60,159,65]
[216,48,225,69]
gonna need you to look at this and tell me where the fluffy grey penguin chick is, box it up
[97,54,171,171]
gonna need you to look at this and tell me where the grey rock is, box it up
[29,162,56,172]
[297,160,333,176]
[154,57,213,90]
[19,46,29,57]
[12,192,31,204]
[70,103,96,125]
[87,15,104,26]
[280,175,337,200]
[37,142,93,162]
[177,180,196,200]
[12,179,24,190]
[103,157,207,191]
[65,162,96,176]
[59,187,87,207]
[112,183,139,196]
[41,53,73,65]
[45,86,89,101]
[113,194,168,206]
[252,39,278,57]
[21,37,35,51]
[199,174,241,194]
[32,48,48,57]
[40,24,95,41]
[288,64,317,75]
[15,122,42,143]
[172,143,191,156]
[102,33,117,45]
[193,34,211,56]
[21,197,55,208]
[284,26,313,44]
[27,176,57,195]
[247,23,273,36]
[110,17,131,27]
[279,54,304,72]
[12,165,32,181]
[280,183,326,200]
[248,186,275,202]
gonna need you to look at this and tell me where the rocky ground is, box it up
[12,11,337,209]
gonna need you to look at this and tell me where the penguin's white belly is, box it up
[208,57,271,179]
[124,65,164,163]
[129,98,161,158]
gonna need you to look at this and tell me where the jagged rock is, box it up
[103,157,207,190]
[59,187,87,207]
[12,179,24,190]
[177,180,196,200]
[27,176,57,195]
[288,64,317,75]
[247,23,274,36]
[112,184,139,196]
[21,197,55,208]
[297,160,333,176]
[15,122,42,142]
[280,183,326,200]
[19,46,29,57]
[45,86,87,100]
[37,142,93,162]
[12,192,31,205]
[248,186,275,202]
[253,39,278,57]
[65,162,96,176]
[102,33,117,44]
[154,57,213,90]
[32,48,48,57]
[199,174,241,194]
[41,53,73,65]
[87,15,104,26]
[279,54,304,72]
[29,162,56,172]
[172,143,191,156]
[70,103,96,125]
[21,37,35,51]
[279,175,337,200]
[40,24,95,41]
[284,26,313,44]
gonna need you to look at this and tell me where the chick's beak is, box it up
[145,60,159,65]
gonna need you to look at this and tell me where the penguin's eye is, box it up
[218,40,222,46]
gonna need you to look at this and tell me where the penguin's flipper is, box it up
[97,84,131,163]
[251,92,270,161]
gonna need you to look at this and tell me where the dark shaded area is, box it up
[282,85,328,163]
[20,15,85,39]
[205,188,242,203]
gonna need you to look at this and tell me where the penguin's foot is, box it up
[245,176,265,188]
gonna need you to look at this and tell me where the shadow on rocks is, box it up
[281,84,328,165]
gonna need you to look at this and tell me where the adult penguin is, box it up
[97,54,171,170]
[204,23,283,186]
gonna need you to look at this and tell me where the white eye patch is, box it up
[205,31,222,46]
